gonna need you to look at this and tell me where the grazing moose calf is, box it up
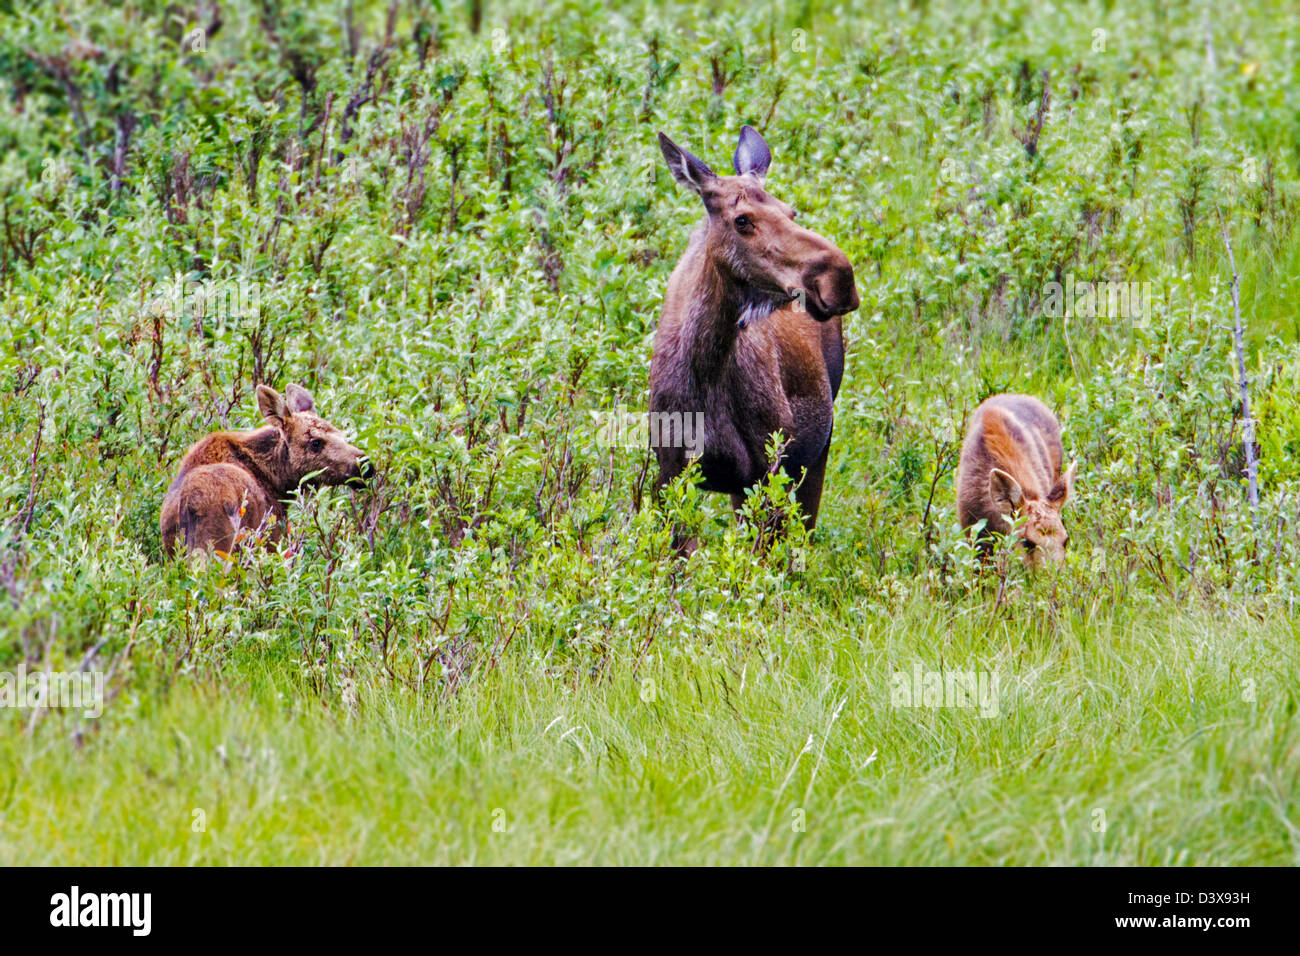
[161,384,368,556]
[650,126,859,537]
[956,394,1076,567]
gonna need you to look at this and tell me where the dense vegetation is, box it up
[2,0,1298,864]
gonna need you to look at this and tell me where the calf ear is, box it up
[285,383,316,414]
[658,132,717,195]
[733,125,772,179]
[1048,461,1077,507]
[989,468,1024,512]
[257,385,288,427]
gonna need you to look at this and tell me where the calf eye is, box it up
[310,438,325,452]
[734,215,754,233]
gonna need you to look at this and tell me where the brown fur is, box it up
[160,384,367,556]
[956,394,1076,566]
[650,126,859,535]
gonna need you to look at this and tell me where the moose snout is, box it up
[347,448,373,484]
[801,253,859,321]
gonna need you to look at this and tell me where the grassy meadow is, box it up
[1,0,1299,865]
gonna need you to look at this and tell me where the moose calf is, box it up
[161,383,368,556]
[956,394,1076,566]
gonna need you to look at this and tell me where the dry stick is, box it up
[12,402,46,538]
[1216,206,1260,521]
[920,436,957,551]
[24,614,57,736]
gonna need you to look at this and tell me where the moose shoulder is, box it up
[956,394,1076,566]
[649,125,859,535]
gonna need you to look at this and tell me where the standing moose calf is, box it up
[161,384,368,556]
[956,394,1076,566]
[650,126,859,537]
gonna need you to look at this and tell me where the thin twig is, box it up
[1216,205,1260,521]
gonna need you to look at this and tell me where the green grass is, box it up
[6,601,1296,865]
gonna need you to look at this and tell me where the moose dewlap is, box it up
[956,394,1076,566]
[160,383,368,557]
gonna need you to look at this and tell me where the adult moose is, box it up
[649,125,859,543]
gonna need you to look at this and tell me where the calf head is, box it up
[658,125,859,322]
[989,463,1077,567]
[256,383,368,488]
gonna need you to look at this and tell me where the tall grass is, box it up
[5,602,1296,865]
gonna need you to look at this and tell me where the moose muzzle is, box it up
[801,252,859,321]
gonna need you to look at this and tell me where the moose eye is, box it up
[310,438,325,453]
[734,215,754,233]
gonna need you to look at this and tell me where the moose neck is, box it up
[685,241,772,385]
[237,427,295,497]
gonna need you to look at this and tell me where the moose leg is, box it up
[794,441,830,532]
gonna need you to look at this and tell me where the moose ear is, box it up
[1048,461,1077,508]
[257,385,288,426]
[989,468,1024,512]
[733,125,772,179]
[658,132,717,194]
[285,383,316,414]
